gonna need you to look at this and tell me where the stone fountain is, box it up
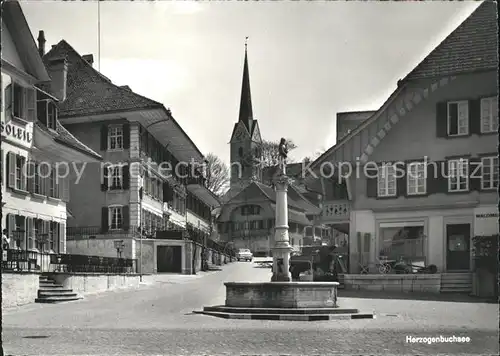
[196,140,374,321]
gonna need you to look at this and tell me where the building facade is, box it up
[1,1,101,270]
[308,2,498,279]
[38,37,220,274]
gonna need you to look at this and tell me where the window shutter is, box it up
[122,206,130,231]
[43,220,50,251]
[123,123,130,149]
[7,152,16,189]
[436,102,448,137]
[396,162,407,197]
[27,160,34,192]
[431,161,449,194]
[469,99,481,135]
[365,166,378,198]
[26,88,36,121]
[37,100,47,125]
[59,223,65,253]
[39,164,46,196]
[100,124,108,151]
[101,207,109,233]
[101,166,109,191]
[45,166,52,197]
[469,158,482,191]
[7,214,15,248]
[122,165,130,189]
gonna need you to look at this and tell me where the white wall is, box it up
[474,205,498,236]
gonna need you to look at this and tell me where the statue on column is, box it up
[278,138,288,175]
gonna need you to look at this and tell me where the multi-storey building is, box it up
[38,36,220,274]
[1,1,101,270]
[307,2,497,290]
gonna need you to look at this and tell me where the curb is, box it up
[193,310,376,321]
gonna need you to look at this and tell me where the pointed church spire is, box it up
[238,37,253,132]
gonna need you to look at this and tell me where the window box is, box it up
[31,192,46,201]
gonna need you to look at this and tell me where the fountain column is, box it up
[271,173,293,282]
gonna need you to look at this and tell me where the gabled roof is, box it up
[403,1,497,82]
[1,0,50,82]
[43,40,163,117]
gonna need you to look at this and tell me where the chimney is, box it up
[37,30,46,57]
[48,57,68,102]
[82,54,94,66]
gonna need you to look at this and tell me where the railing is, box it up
[2,249,136,274]
[322,200,350,221]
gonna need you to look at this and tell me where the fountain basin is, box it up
[225,281,339,308]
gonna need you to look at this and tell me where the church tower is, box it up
[229,40,263,188]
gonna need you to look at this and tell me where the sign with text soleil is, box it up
[1,120,33,147]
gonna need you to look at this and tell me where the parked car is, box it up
[237,249,253,262]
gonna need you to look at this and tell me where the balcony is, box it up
[321,200,350,223]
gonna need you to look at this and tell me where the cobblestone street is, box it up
[3,261,498,355]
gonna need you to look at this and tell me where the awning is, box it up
[187,184,221,208]
[67,208,74,218]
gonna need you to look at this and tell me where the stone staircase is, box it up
[35,275,82,303]
[440,272,472,294]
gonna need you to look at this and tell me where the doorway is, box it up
[157,245,182,273]
[446,223,471,271]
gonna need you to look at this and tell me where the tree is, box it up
[259,139,297,167]
[205,152,230,197]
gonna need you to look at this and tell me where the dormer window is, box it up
[37,99,58,130]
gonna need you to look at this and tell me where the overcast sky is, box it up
[21,1,479,164]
